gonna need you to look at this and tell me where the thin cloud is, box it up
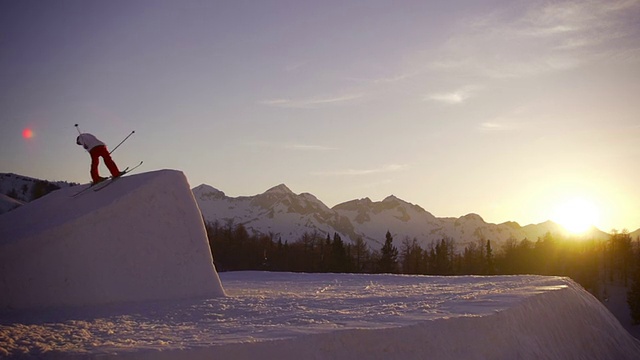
[426,85,480,105]
[427,91,470,105]
[312,164,408,176]
[517,0,639,48]
[479,107,532,132]
[431,0,640,78]
[259,93,364,109]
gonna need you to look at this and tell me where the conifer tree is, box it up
[352,237,370,273]
[330,233,348,272]
[378,231,399,273]
[401,237,423,274]
[485,240,495,275]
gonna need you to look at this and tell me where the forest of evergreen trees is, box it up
[205,221,640,322]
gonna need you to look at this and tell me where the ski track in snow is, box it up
[1,272,569,358]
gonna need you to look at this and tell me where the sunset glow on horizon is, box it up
[1,0,639,232]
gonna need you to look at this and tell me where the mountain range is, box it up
[192,183,618,251]
[2,173,634,251]
[0,173,75,213]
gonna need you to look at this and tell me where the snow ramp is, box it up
[0,169,225,310]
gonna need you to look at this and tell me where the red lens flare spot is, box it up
[22,128,34,139]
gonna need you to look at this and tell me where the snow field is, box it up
[2,271,639,359]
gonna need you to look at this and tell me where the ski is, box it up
[93,161,143,192]
[70,161,143,197]
[70,166,130,197]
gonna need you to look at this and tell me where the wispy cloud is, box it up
[259,93,364,109]
[312,164,408,176]
[427,92,468,105]
[371,73,415,84]
[478,107,533,132]
[431,0,640,78]
[516,0,639,49]
[479,122,510,131]
[426,85,481,105]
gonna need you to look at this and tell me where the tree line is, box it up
[206,221,640,322]
[4,179,78,202]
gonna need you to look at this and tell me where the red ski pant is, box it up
[89,145,120,182]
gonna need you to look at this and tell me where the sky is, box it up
[1,0,639,232]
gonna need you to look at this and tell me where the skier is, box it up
[76,133,121,184]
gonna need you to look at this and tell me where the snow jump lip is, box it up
[0,169,154,245]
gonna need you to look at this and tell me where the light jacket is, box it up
[76,133,105,151]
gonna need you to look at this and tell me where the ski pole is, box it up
[109,130,135,155]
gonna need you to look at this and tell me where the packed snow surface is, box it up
[0,169,224,309]
[2,271,639,359]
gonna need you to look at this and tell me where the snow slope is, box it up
[0,169,224,310]
[1,271,639,359]
[0,193,22,214]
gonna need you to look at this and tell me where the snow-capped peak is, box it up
[461,213,484,223]
[378,195,430,216]
[382,195,400,202]
[332,198,373,212]
[299,192,331,212]
[264,183,294,195]
[192,184,226,200]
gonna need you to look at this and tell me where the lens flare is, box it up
[22,128,34,139]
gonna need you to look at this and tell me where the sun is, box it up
[552,197,600,234]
